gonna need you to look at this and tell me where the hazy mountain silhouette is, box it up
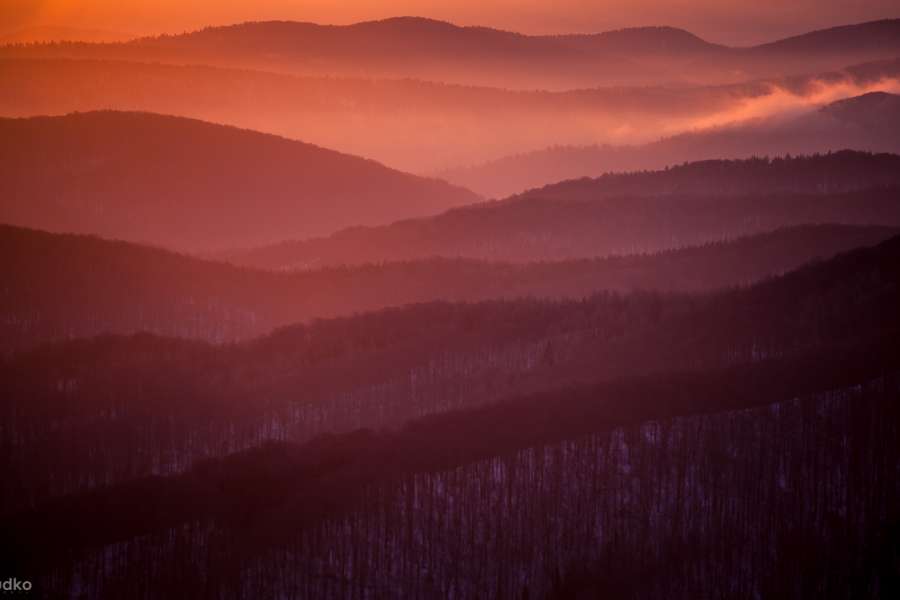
[2,17,899,89]
[821,90,900,129]
[0,111,479,251]
[752,19,900,56]
[440,92,900,197]
[222,152,900,269]
[3,57,898,172]
[6,10,900,600]
[4,232,898,513]
[4,223,892,353]
[692,19,900,81]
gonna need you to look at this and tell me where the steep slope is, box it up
[3,223,893,353]
[225,153,900,269]
[0,111,479,251]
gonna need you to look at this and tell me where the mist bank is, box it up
[2,58,898,171]
[440,90,900,197]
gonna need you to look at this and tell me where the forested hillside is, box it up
[4,6,900,598]
[3,235,898,514]
[226,152,900,269]
[3,239,898,598]
[3,223,892,353]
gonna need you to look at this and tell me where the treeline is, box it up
[2,223,894,353]
[232,186,900,268]
[4,340,897,598]
[2,234,898,513]
[227,152,900,269]
[510,150,900,199]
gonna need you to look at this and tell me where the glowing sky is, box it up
[2,0,898,45]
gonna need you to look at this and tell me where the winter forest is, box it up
[1,2,900,598]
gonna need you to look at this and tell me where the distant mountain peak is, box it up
[357,16,461,28]
[595,25,708,40]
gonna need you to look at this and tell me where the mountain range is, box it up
[4,12,900,598]
[3,223,892,353]
[3,56,897,172]
[4,231,898,514]
[223,152,900,269]
[3,17,900,90]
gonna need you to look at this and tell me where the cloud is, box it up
[670,77,900,134]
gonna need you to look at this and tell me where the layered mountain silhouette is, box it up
[223,152,900,269]
[5,8,900,600]
[440,91,900,197]
[3,56,897,172]
[4,223,892,353]
[4,232,898,515]
[2,18,899,89]
[0,111,479,251]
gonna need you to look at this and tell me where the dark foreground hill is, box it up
[0,111,479,251]
[2,223,893,353]
[2,236,899,598]
[225,152,900,269]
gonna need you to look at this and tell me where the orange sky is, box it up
[2,0,898,45]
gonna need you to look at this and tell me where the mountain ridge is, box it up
[0,110,480,251]
[222,152,900,269]
[439,92,900,197]
[4,222,894,353]
[4,18,898,89]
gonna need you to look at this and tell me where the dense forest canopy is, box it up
[3,234,898,515]
[3,7,900,596]
[2,222,894,353]
[2,238,898,597]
